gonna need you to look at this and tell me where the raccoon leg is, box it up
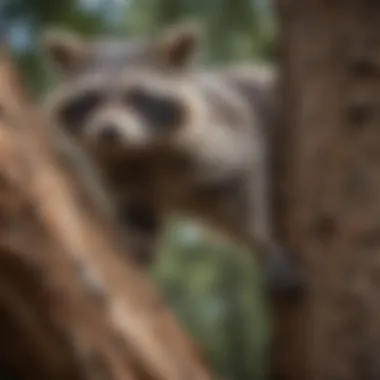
[245,149,303,299]
[119,201,163,269]
[188,172,302,298]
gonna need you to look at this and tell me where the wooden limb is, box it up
[0,47,213,380]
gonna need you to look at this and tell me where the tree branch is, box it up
[0,46,213,380]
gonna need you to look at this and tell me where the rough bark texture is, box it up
[271,1,380,380]
[0,47,214,380]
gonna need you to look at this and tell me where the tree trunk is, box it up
[0,47,214,380]
[271,1,380,379]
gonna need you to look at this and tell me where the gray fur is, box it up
[42,25,301,294]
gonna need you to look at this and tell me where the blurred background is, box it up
[0,1,277,378]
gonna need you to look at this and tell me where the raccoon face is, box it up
[42,21,202,152]
[51,79,190,150]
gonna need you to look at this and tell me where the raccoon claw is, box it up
[264,248,305,301]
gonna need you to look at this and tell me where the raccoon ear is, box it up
[156,21,202,69]
[42,28,85,74]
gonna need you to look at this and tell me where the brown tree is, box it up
[0,46,214,380]
[270,1,380,379]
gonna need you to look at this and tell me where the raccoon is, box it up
[41,22,301,295]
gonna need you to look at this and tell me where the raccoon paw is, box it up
[264,246,305,301]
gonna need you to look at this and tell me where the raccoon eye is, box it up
[58,92,101,132]
[125,88,184,130]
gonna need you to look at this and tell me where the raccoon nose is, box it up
[98,124,120,143]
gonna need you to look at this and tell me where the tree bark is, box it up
[0,47,214,380]
[271,1,380,379]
